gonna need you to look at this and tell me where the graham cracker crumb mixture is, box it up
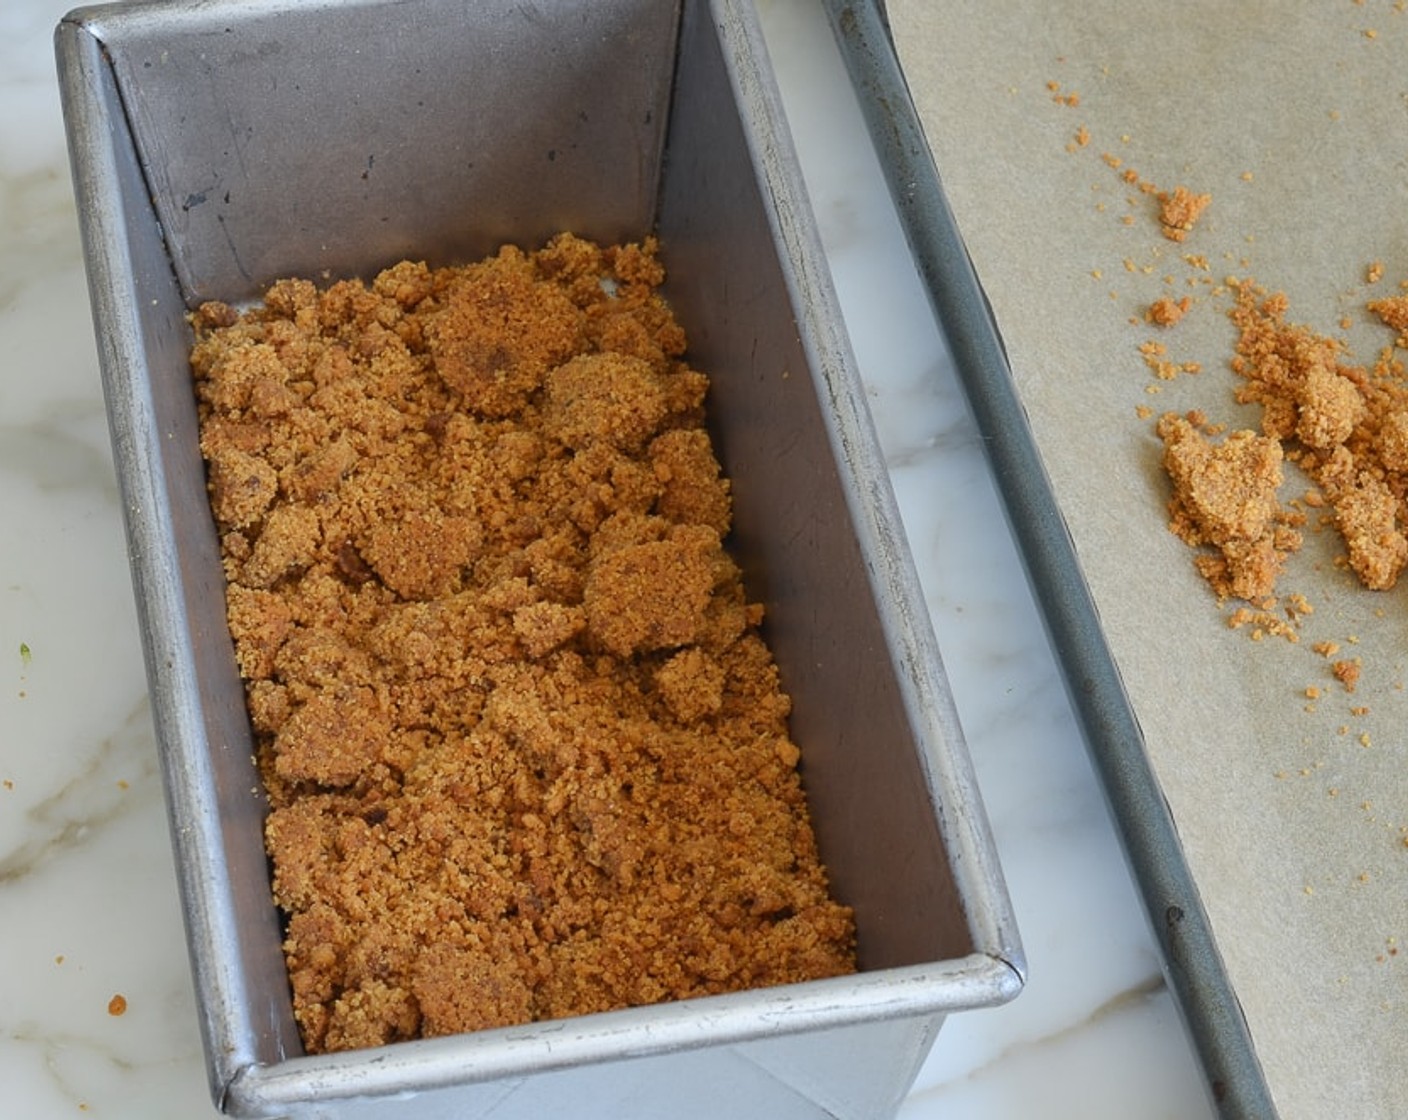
[189,234,856,1054]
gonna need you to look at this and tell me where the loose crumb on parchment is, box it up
[1154,277,1408,670]
[1042,43,1406,946]
[1053,65,1408,694]
[1157,185,1213,243]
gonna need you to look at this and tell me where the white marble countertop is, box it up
[1,0,1217,1116]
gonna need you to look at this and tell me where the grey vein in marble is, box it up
[0,698,156,880]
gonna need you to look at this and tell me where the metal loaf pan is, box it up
[56,1,1023,1116]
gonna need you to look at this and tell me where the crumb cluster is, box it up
[1156,281,1408,613]
[1156,185,1213,244]
[1157,412,1302,602]
[190,233,856,1054]
[1148,295,1192,327]
[1228,283,1408,592]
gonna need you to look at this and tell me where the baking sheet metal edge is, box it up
[821,2,1276,1116]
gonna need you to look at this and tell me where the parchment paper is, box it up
[885,3,1407,1117]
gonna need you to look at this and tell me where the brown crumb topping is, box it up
[191,234,856,1055]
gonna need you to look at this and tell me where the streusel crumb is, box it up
[192,234,856,1054]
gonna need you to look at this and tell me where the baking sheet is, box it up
[881,3,1407,1118]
